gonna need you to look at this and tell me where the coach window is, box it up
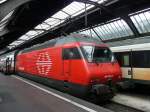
[122,54,130,67]
[132,51,149,68]
[63,47,81,60]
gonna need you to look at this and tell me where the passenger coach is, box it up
[111,43,150,86]
[0,51,17,74]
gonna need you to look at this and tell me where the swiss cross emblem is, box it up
[36,52,52,75]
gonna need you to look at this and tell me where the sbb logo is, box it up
[36,52,52,75]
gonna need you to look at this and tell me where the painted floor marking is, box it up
[12,75,97,112]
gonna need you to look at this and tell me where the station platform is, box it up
[0,73,112,112]
[113,93,150,112]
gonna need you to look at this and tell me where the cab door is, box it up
[62,48,72,81]
[62,47,81,80]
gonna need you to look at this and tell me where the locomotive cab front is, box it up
[80,44,122,99]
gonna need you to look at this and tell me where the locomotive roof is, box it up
[21,35,103,53]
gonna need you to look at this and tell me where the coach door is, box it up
[121,52,132,79]
[5,58,11,74]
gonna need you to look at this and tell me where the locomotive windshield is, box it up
[81,46,115,63]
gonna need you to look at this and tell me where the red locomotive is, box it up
[0,35,122,101]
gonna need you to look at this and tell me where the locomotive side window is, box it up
[63,47,81,60]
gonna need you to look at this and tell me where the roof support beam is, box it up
[0,0,32,21]
[51,17,64,21]
[84,3,88,27]
[61,10,71,16]
[91,28,104,42]
[33,28,47,32]
[75,0,115,16]
[122,15,140,37]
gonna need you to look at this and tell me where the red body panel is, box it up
[17,47,63,80]
[87,63,121,84]
[16,42,122,86]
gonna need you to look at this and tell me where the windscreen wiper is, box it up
[93,58,99,66]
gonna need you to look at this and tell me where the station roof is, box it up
[0,0,150,54]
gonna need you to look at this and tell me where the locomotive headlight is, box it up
[90,78,100,84]
[118,75,122,79]
[104,74,113,79]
